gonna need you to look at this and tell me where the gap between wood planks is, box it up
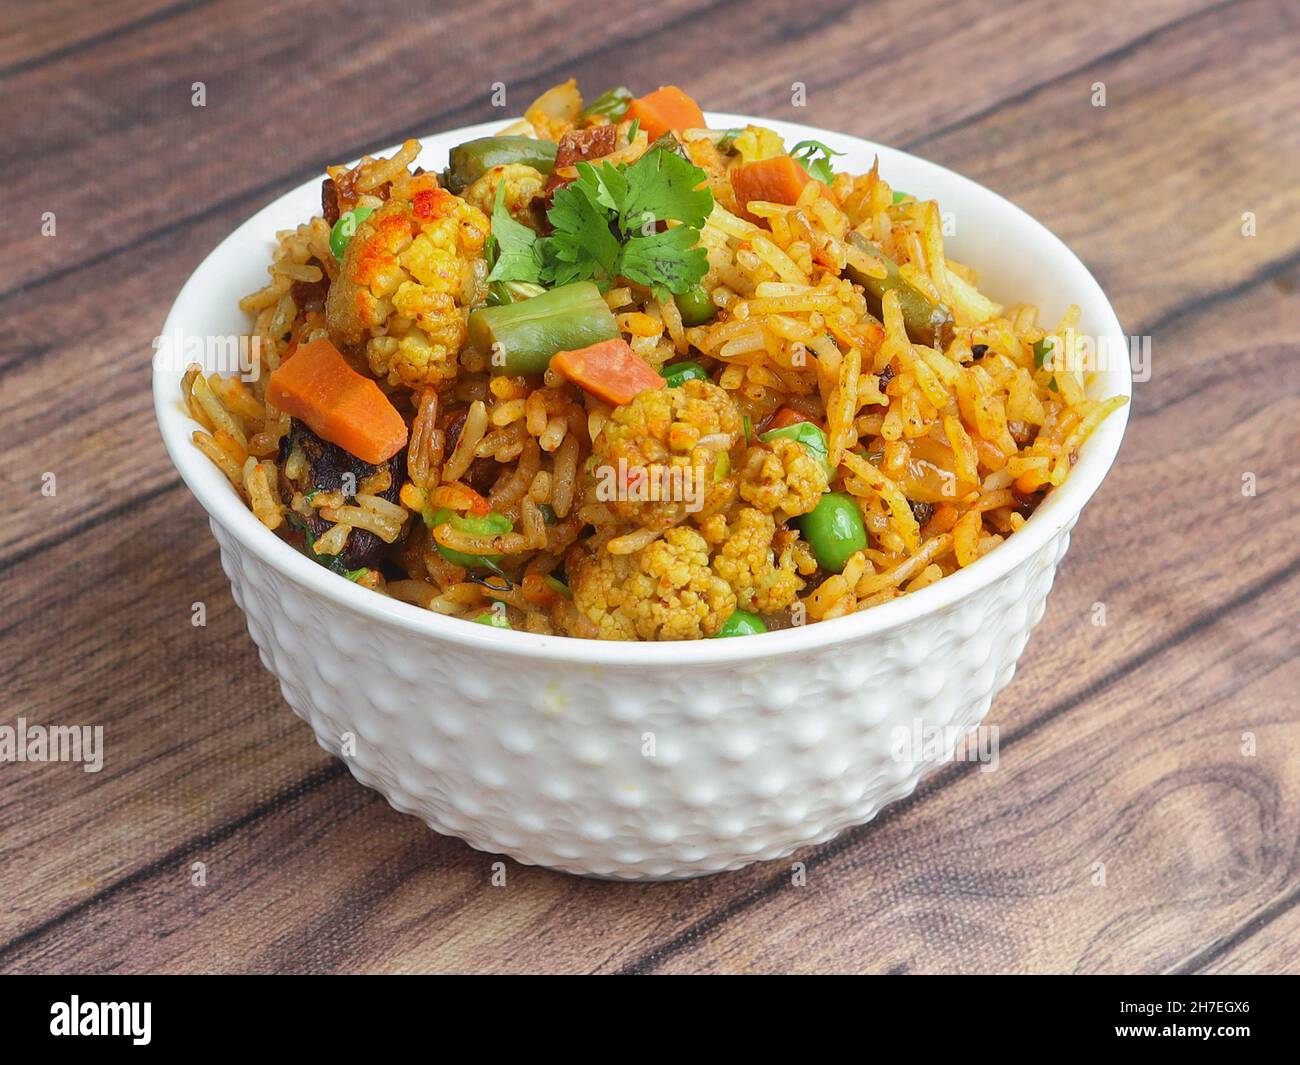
[1170,879,1300,974]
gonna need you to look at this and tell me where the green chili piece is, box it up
[581,86,634,122]
[845,232,954,349]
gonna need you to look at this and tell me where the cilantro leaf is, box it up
[545,174,622,287]
[619,226,710,297]
[618,149,713,235]
[567,158,623,213]
[482,147,714,297]
[789,139,844,184]
[486,182,543,284]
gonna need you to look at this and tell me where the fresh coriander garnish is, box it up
[486,147,714,301]
[486,182,547,285]
[789,139,844,183]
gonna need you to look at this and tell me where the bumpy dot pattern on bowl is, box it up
[213,517,1073,879]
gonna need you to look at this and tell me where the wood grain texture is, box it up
[1,0,1296,974]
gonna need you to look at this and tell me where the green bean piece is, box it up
[1032,337,1054,368]
[468,281,619,375]
[443,136,558,194]
[845,232,955,349]
[488,279,547,307]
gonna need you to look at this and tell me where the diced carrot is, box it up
[625,85,705,142]
[551,338,664,406]
[767,406,813,430]
[267,337,407,464]
[730,155,813,222]
[521,573,558,606]
[431,482,491,517]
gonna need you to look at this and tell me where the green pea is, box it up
[473,611,511,629]
[760,421,834,480]
[659,360,710,388]
[800,492,867,573]
[674,286,716,326]
[714,610,767,638]
[426,507,513,570]
[329,206,374,260]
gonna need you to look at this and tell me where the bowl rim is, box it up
[154,111,1131,666]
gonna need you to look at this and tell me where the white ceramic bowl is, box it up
[154,114,1130,879]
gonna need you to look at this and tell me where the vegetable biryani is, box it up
[183,80,1124,641]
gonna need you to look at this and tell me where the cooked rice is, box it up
[184,82,1124,639]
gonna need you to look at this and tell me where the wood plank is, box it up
[0,207,240,562]
[1,0,1295,974]
[0,486,331,944]
[0,0,196,71]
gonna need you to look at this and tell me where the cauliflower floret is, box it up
[326,176,489,387]
[710,508,804,614]
[462,164,546,228]
[589,379,743,531]
[366,319,462,389]
[567,526,737,641]
[737,436,828,519]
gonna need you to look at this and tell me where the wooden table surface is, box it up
[2,0,1297,975]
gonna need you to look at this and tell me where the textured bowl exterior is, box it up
[215,515,1072,879]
